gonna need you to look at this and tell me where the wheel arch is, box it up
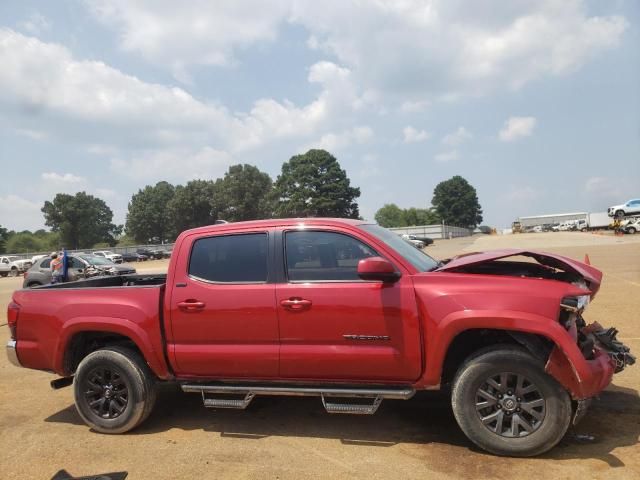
[439,329,554,387]
[57,319,170,379]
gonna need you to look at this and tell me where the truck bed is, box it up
[12,274,171,378]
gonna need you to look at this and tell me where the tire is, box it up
[627,227,636,234]
[615,210,625,218]
[9,268,18,277]
[0,272,7,278]
[74,346,157,434]
[28,282,42,288]
[451,346,571,457]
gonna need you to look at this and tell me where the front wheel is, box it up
[451,346,571,457]
[74,346,157,434]
[627,227,636,234]
[615,210,625,218]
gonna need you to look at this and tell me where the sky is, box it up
[0,0,638,231]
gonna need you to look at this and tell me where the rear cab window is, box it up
[188,233,269,283]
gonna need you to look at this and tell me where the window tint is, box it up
[189,233,268,283]
[285,231,377,281]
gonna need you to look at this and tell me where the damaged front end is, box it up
[559,295,636,373]
[437,248,635,422]
[550,299,635,424]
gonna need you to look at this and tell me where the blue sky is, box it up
[0,0,638,231]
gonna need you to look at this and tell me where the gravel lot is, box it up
[1,232,638,479]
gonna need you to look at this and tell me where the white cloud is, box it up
[293,0,627,98]
[499,116,537,142]
[17,12,51,35]
[302,126,373,152]
[87,0,289,80]
[434,150,459,162]
[403,126,429,143]
[41,172,85,184]
[110,147,233,182]
[442,127,472,146]
[0,30,366,160]
[0,194,43,231]
[86,1,627,98]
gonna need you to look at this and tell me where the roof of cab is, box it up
[183,217,370,236]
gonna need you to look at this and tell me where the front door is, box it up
[276,228,422,382]
[168,230,279,378]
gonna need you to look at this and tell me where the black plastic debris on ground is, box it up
[51,470,128,480]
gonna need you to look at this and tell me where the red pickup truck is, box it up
[6,218,634,456]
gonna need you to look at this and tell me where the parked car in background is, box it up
[400,234,425,249]
[23,255,136,287]
[621,217,640,234]
[608,199,640,218]
[412,236,434,246]
[137,248,166,260]
[121,252,148,262]
[30,254,47,264]
[92,251,123,263]
[0,256,32,277]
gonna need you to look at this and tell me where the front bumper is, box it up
[6,340,21,368]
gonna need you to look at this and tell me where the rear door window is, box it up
[40,259,51,269]
[189,233,268,283]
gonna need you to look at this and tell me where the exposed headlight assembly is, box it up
[560,295,590,313]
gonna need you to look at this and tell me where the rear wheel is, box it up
[451,346,571,457]
[74,346,156,434]
[627,227,637,234]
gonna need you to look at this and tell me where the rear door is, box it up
[168,229,279,378]
[275,227,422,382]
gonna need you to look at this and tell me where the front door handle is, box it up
[177,300,206,312]
[280,298,312,311]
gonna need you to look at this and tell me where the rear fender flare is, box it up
[56,316,169,378]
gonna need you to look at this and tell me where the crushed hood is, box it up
[435,248,603,289]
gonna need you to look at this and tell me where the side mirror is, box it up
[357,257,401,282]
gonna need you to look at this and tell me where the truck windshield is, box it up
[359,224,439,272]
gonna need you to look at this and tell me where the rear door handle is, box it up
[280,298,312,311]
[177,300,206,312]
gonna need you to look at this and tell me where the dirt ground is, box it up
[1,232,639,479]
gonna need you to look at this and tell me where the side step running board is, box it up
[202,392,255,410]
[181,383,415,415]
[321,394,383,415]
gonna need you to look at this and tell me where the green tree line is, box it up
[374,175,482,229]
[1,153,483,254]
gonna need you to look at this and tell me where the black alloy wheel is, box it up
[83,367,130,419]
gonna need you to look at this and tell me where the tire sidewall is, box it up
[452,348,571,457]
[74,348,148,434]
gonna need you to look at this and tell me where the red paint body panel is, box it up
[11,286,170,379]
[8,218,619,401]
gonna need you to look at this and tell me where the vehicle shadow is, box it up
[545,384,640,467]
[45,383,639,459]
